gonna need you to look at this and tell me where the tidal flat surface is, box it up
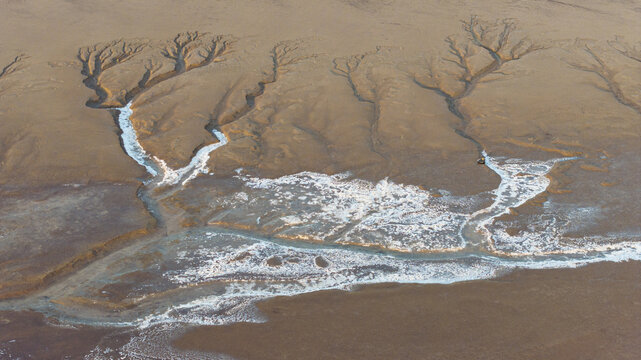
[0,0,639,358]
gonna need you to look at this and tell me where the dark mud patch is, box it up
[0,183,154,299]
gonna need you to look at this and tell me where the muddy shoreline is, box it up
[174,260,641,360]
[0,260,638,359]
[1,0,639,358]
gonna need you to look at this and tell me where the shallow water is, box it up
[44,106,641,324]
[117,103,227,187]
[116,103,159,177]
[4,104,640,359]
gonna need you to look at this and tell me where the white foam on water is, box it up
[466,151,577,250]
[116,103,158,177]
[233,172,472,252]
[115,103,228,186]
[125,230,641,329]
[84,323,230,360]
[157,129,228,186]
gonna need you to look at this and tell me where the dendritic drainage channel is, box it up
[2,106,640,360]
[27,123,641,329]
[114,100,641,259]
[116,102,228,187]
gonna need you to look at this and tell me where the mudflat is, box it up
[0,0,639,358]
[174,260,641,360]
[1,261,639,359]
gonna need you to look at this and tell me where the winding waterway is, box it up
[2,103,640,359]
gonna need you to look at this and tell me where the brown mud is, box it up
[174,260,641,360]
[0,0,639,358]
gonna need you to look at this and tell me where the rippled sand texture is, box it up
[0,0,640,358]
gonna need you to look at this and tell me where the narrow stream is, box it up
[116,103,159,177]
[116,102,229,187]
[1,103,638,360]
[460,151,578,252]
[111,100,641,262]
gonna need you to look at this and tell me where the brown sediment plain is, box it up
[1,261,638,359]
[0,184,153,299]
[0,0,640,358]
[0,310,116,359]
[174,260,641,360]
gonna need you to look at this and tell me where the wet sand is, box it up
[0,310,115,359]
[175,260,641,360]
[0,184,154,299]
[1,260,639,359]
[0,0,639,358]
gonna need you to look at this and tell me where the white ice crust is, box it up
[153,232,641,327]
[83,227,641,359]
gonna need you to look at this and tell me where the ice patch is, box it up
[82,233,641,360]
[460,152,638,256]
[474,152,556,224]
[489,205,641,255]
[84,323,230,360]
[206,151,637,258]
[458,151,578,251]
